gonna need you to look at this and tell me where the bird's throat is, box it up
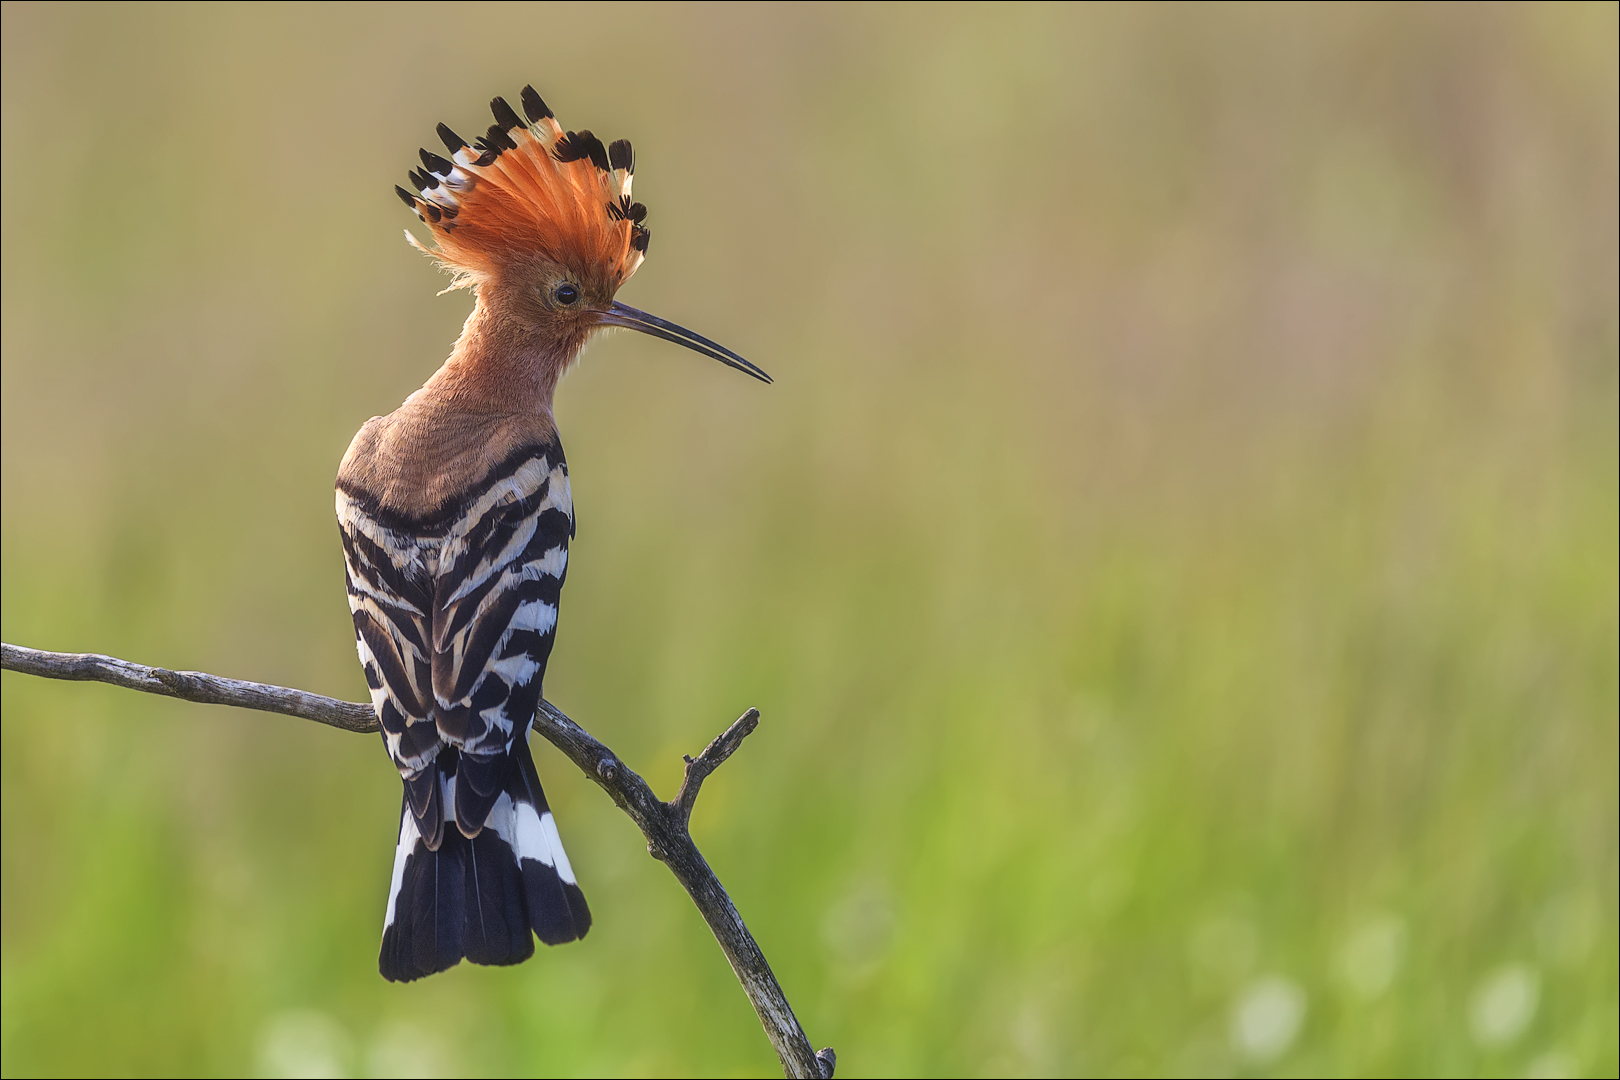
[421,293,584,420]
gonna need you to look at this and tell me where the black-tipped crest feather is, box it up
[493,123,518,151]
[520,85,553,122]
[400,85,649,286]
[551,131,588,163]
[420,148,455,175]
[490,96,524,133]
[436,123,468,153]
[582,132,610,172]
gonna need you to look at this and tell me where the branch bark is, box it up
[1,642,834,1080]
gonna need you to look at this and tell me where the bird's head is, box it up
[397,87,769,384]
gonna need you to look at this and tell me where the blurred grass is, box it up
[2,2,1615,1076]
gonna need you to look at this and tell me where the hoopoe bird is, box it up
[336,86,770,982]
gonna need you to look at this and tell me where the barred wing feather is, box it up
[338,441,589,980]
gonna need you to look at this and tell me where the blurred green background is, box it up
[2,3,1615,1076]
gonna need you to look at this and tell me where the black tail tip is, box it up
[533,880,592,946]
[378,815,591,983]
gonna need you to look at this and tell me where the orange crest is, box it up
[396,87,649,290]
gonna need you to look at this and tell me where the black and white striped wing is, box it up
[427,446,573,828]
[342,442,587,979]
[337,443,572,838]
[338,486,444,839]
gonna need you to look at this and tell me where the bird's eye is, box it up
[553,283,579,306]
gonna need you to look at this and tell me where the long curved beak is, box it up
[596,301,772,384]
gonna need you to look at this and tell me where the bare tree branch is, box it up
[0,643,378,732]
[1,641,834,1080]
[672,708,760,832]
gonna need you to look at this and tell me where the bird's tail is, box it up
[378,739,590,982]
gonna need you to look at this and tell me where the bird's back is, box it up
[337,401,588,981]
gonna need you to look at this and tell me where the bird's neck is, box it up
[418,292,582,421]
